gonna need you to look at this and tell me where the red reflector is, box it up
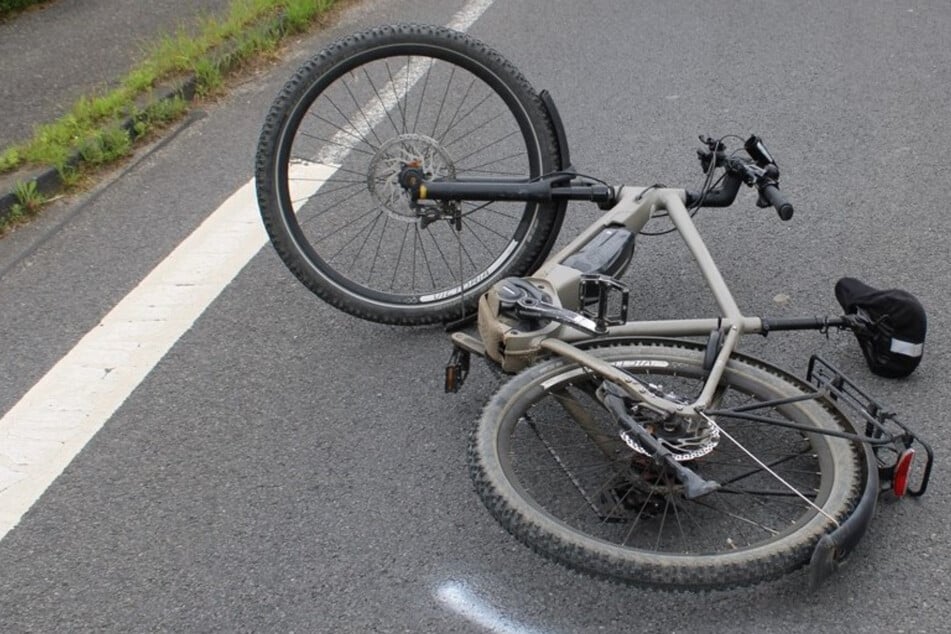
[892,449,915,497]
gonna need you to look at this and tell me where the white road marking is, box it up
[448,0,495,31]
[436,581,547,634]
[0,0,499,541]
[319,0,495,165]
[0,181,266,538]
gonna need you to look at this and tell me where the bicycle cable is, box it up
[638,172,720,237]
[638,134,741,237]
[698,411,841,527]
[530,170,612,186]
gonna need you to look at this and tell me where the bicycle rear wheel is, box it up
[468,343,866,589]
[255,24,564,324]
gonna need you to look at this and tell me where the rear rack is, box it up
[806,355,933,497]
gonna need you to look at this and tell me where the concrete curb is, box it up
[0,11,289,226]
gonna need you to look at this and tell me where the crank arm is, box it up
[513,298,601,335]
[495,278,601,335]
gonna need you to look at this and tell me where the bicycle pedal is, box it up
[579,274,630,330]
[445,347,471,393]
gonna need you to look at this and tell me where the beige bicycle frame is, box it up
[453,185,767,418]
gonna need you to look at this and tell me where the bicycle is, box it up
[254,23,932,590]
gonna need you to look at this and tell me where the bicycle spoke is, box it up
[620,486,661,547]
[439,91,496,142]
[384,60,408,133]
[458,217,497,256]
[390,223,412,290]
[311,96,381,152]
[498,361,849,556]
[349,210,386,278]
[322,162,375,181]
[466,203,521,223]
[464,215,510,240]
[430,65,456,139]
[323,209,384,260]
[424,226,457,279]
[443,109,509,149]
[290,179,364,208]
[411,57,435,134]
[460,151,529,173]
[414,225,438,288]
[297,130,375,157]
[654,485,674,551]
[361,66,404,137]
[434,76,477,141]
[296,186,369,225]
[691,497,780,536]
[708,415,838,526]
[456,233,480,275]
[262,33,554,319]
[453,130,521,165]
[337,83,385,148]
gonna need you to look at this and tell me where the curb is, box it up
[0,77,200,223]
[0,11,289,226]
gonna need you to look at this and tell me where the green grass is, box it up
[7,178,45,222]
[0,0,339,232]
[0,0,48,19]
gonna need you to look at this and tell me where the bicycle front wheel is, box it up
[468,343,865,589]
[255,24,563,324]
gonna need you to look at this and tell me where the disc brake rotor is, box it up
[367,133,456,222]
[620,405,721,462]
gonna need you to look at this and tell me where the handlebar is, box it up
[760,183,794,221]
[398,134,793,219]
[685,135,794,221]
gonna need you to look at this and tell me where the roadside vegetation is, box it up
[0,0,48,20]
[0,0,339,234]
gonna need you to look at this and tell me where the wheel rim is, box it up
[496,359,843,559]
[275,44,545,308]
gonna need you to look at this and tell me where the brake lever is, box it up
[744,134,776,167]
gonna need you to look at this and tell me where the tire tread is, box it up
[254,24,563,325]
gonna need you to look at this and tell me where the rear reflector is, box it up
[892,449,916,497]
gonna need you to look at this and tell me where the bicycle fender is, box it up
[538,90,570,171]
[808,442,879,590]
[525,91,570,276]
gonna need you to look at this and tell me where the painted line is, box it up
[448,0,495,31]
[0,181,267,538]
[318,0,496,166]
[435,581,548,634]
[0,0,498,541]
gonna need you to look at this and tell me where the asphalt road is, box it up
[0,0,233,149]
[2,0,950,631]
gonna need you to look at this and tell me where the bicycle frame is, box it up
[442,179,932,580]
[430,171,929,465]
[257,23,935,589]
[452,184,782,417]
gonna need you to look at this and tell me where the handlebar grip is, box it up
[761,184,794,221]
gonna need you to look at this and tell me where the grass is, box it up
[0,0,339,233]
[0,0,48,20]
[7,179,45,222]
